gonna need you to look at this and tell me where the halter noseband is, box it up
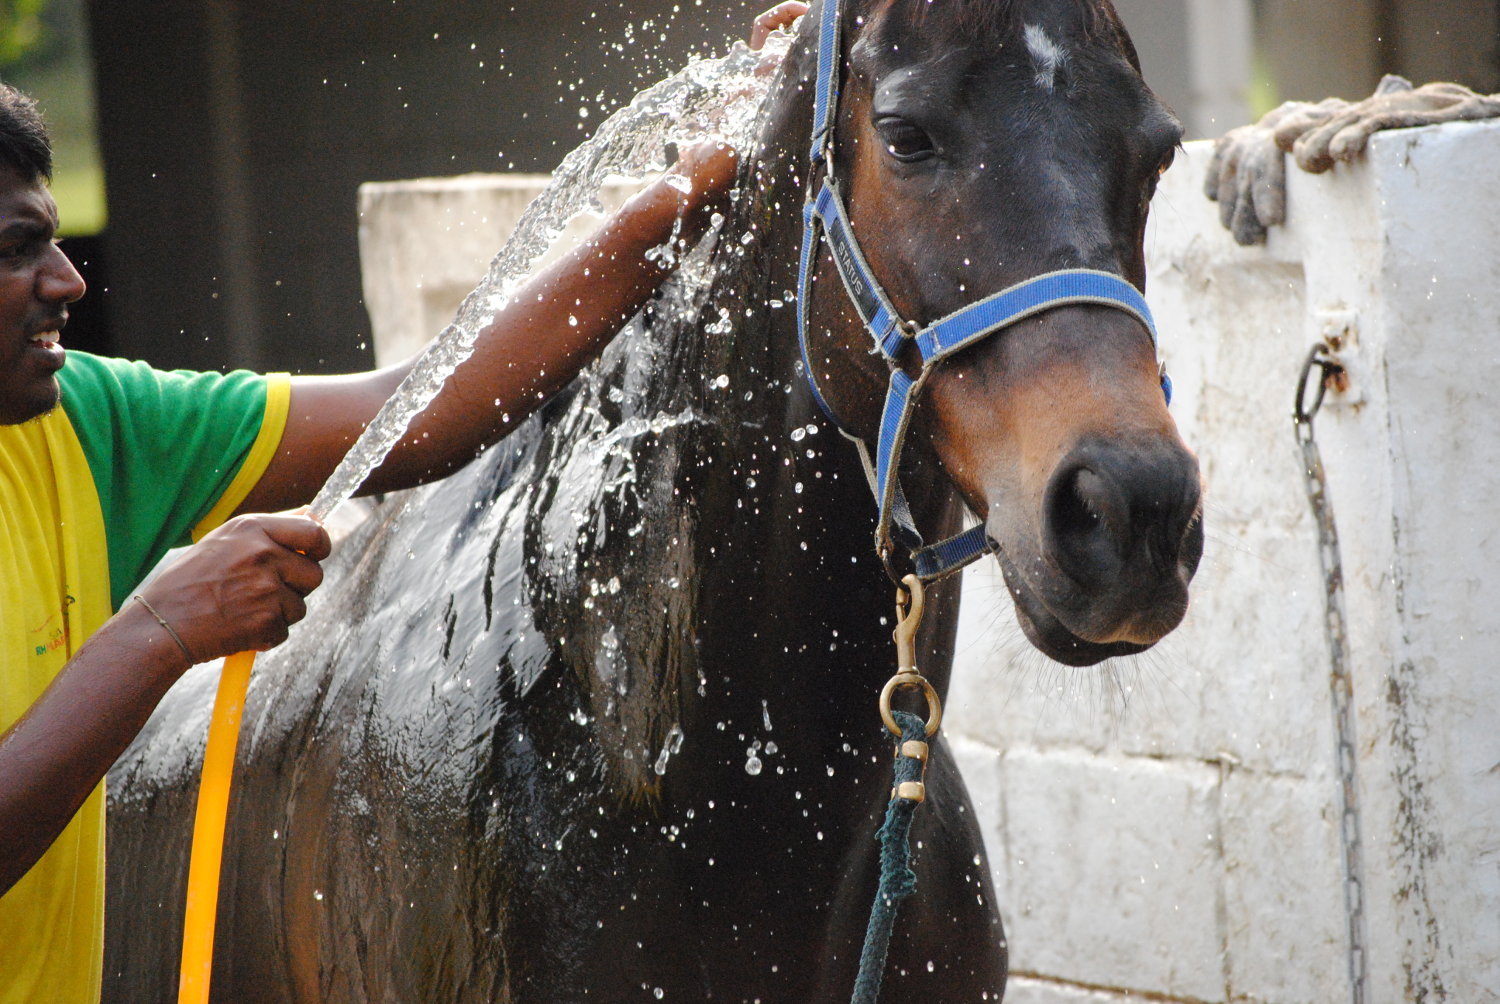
[794,0,1170,582]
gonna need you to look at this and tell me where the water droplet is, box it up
[713,374,730,389]
[790,427,806,442]
[745,755,763,776]
[654,724,685,776]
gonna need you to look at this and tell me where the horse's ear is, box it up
[1091,1,1142,72]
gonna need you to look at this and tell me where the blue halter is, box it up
[794,0,1170,582]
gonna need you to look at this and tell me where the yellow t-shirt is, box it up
[0,352,289,1002]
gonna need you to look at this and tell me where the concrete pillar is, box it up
[1113,0,1255,137]
[356,175,642,367]
[1184,0,1255,135]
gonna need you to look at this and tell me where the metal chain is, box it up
[1293,343,1369,1004]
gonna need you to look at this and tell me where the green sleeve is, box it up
[57,351,275,611]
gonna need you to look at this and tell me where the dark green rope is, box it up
[851,710,928,1004]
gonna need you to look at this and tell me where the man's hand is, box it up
[1205,76,1500,246]
[136,511,331,664]
[0,510,330,894]
[647,3,804,249]
[646,139,740,252]
[750,1,806,51]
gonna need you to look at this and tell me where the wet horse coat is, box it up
[106,1,1199,999]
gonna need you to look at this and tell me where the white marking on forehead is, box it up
[1024,23,1066,92]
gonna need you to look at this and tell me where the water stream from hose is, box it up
[308,34,788,521]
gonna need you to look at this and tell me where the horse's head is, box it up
[795,0,1202,666]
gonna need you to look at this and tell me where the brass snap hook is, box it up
[880,574,943,738]
[892,573,924,674]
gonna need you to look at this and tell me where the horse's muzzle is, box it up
[997,435,1203,665]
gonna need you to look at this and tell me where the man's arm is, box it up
[238,142,738,512]
[0,512,329,894]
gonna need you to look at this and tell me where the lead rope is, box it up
[852,575,942,1004]
[1293,344,1368,1004]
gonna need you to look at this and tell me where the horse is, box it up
[104,0,1200,999]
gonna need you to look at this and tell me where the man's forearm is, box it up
[0,604,184,893]
[360,160,730,493]
[242,144,735,514]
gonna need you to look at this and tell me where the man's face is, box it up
[0,165,86,425]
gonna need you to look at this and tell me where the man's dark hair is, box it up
[0,82,53,182]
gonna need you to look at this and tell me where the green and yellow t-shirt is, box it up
[0,350,289,1003]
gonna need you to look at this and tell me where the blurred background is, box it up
[3,0,1496,375]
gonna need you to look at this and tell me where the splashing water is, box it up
[653,724,686,776]
[308,34,792,521]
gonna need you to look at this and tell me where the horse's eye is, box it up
[1157,147,1176,177]
[875,117,935,162]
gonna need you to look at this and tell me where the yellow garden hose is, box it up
[177,649,256,1004]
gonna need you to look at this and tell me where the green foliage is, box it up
[0,0,52,68]
[2,0,103,235]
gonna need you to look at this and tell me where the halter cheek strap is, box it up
[795,0,1170,582]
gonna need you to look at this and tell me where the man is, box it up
[0,78,737,1000]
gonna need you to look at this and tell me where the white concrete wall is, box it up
[948,120,1500,1002]
[357,119,1500,1002]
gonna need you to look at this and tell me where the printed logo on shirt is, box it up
[29,594,76,657]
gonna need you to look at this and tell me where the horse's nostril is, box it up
[1045,465,1126,580]
[1178,505,1206,577]
[1042,442,1202,592]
